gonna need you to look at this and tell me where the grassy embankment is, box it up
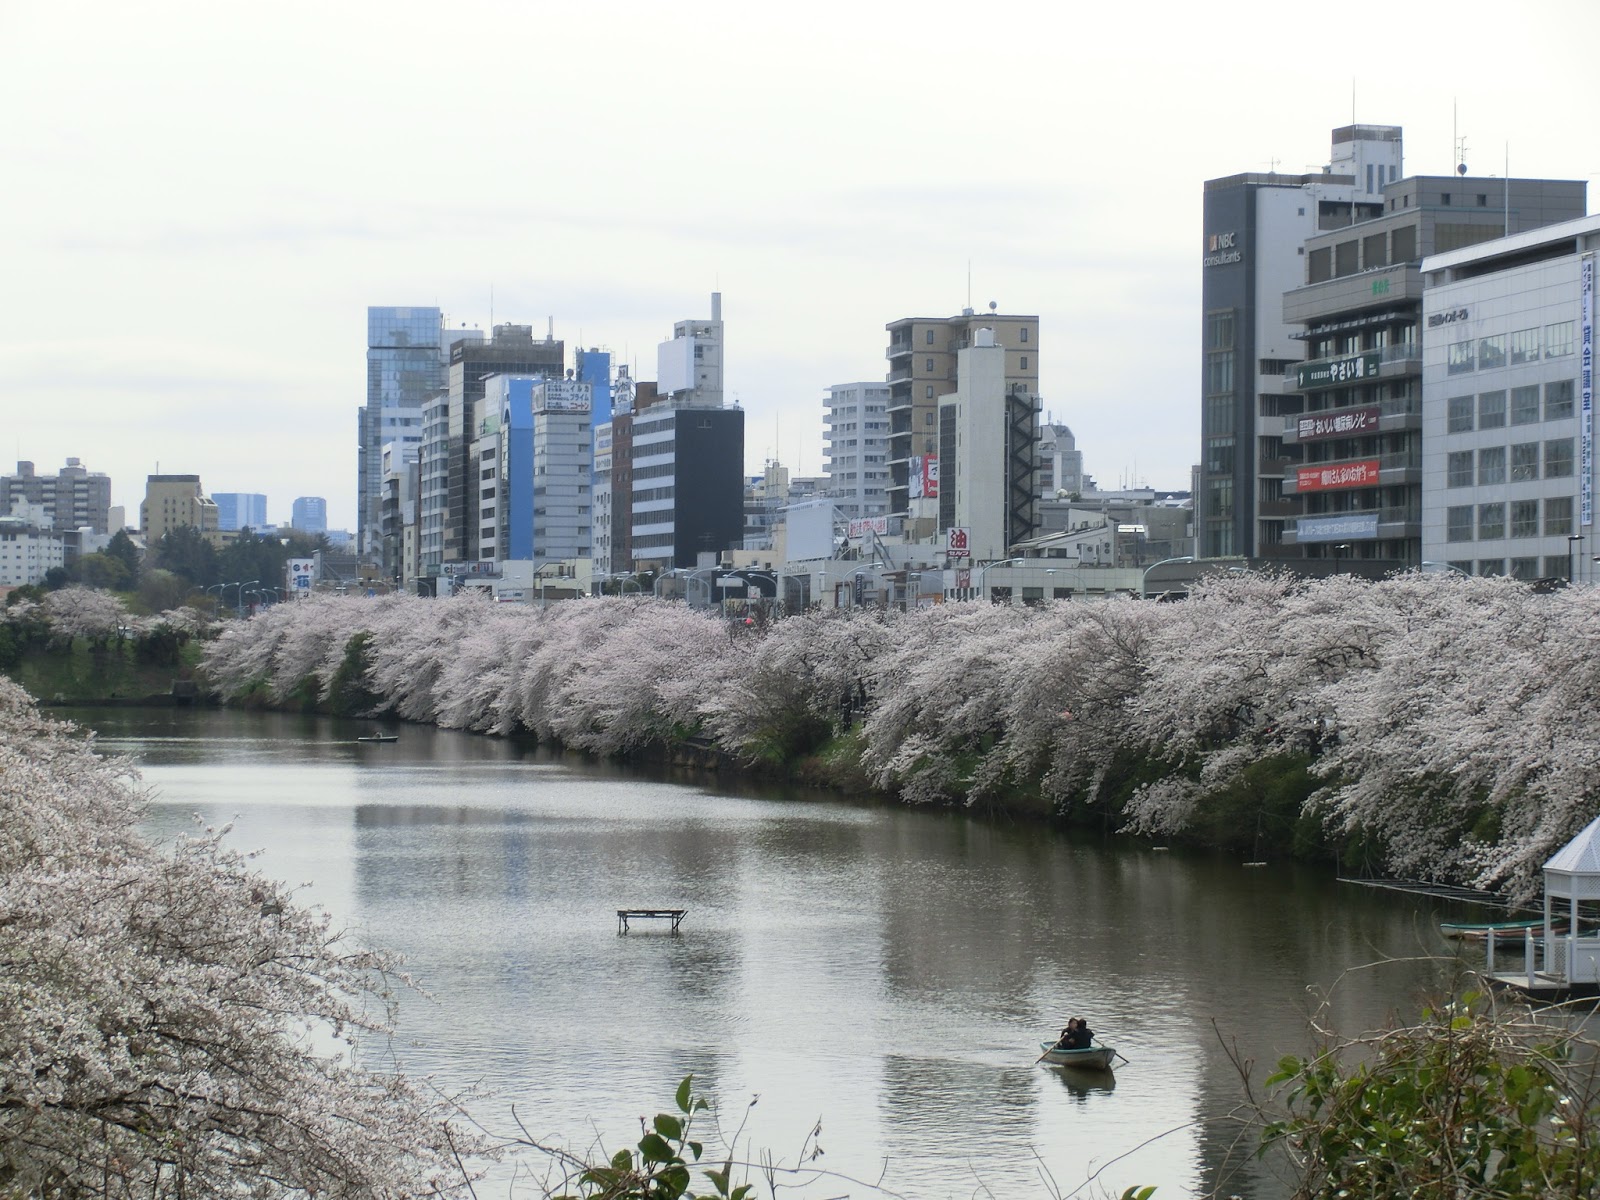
[6,639,207,706]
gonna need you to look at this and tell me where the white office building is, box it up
[824,382,891,520]
[1421,214,1597,580]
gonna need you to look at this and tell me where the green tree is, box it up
[218,530,290,598]
[105,528,142,585]
[73,551,132,592]
[148,525,219,589]
[136,568,195,614]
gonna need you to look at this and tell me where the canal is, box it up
[77,706,1476,1199]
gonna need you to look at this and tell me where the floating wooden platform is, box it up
[1488,972,1600,1005]
[617,908,686,934]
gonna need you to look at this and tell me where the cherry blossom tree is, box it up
[42,585,128,648]
[0,677,476,1197]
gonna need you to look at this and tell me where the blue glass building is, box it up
[359,307,445,556]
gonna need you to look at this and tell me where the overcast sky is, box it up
[5,1,1598,532]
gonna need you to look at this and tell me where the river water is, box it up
[74,706,1481,1200]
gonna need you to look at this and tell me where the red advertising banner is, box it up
[1297,406,1380,441]
[921,454,939,499]
[1296,459,1381,492]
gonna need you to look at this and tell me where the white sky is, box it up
[4,0,1597,532]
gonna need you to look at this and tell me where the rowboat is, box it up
[356,733,399,743]
[1439,918,1558,940]
[1038,1042,1116,1070]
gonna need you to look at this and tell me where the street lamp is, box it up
[1569,534,1584,584]
[972,557,1022,603]
[1140,555,1196,600]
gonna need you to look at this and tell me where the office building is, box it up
[885,309,1038,539]
[2,458,112,534]
[631,404,744,570]
[0,512,65,586]
[1199,125,1405,559]
[360,308,448,556]
[291,496,328,534]
[1037,423,1087,498]
[477,375,594,567]
[824,382,891,521]
[936,329,1041,561]
[214,492,268,532]
[421,323,563,575]
[379,443,420,590]
[141,475,219,544]
[1279,174,1584,565]
[1420,213,1600,580]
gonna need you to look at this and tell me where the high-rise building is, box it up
[884,309,1038,539]
[1198,126,1404,560]
[824,382,891,521]
[630,404,744,569]
[291,496,328,533]
[2,458,112,534]
[1037,423,1086,498]
[421,323,563,575]
[360,308,448,556]
[936,329,1041,561]
[1277,172,1584,566]
[141,475,219,544]
[213,492,268,531]
[1419,213,1599,580]
[476,375,593,567]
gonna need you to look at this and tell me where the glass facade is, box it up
[360,307,445,556]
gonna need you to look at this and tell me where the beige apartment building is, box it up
[140,474,221,545]
[885,308,1038,538]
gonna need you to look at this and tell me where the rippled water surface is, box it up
[77,707,1476,1200]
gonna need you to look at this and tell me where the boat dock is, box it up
[617,908,687,934]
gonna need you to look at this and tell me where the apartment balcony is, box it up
[886,342,913,361]
[888,365,913,383]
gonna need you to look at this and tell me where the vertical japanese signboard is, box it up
[946,526,971,559]
[1583,255,1594,528]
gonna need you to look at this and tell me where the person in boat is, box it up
[1057,1018,1092,1050]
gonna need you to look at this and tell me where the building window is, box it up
[925,330,935,344]
[1545,437,1575,476]
[1510,556,1540,579]
[1447,395,1474,432]
[1546,321,1574,358]
[1478,391,1506,428]
[1546,495,1574,536]
[1477,559,1506,577]
[1446,506,1473,542]
[1478,335,1506,370]
[1478,503,1505,540]
[1447,451,1473,487]
[1442,192,1452,206]
[1511,442,1540,481]
[1477,446,1506,485]
[1510,500,1538,539]
[1021,327,1030,343]
[925,358,934,371]
[1511,385,1541,425]
[1020,355,1029,369]
[1546,379,1575,419]
[1447,341,1475,375]
[925,385,935,399]
[1509,328,1540,364]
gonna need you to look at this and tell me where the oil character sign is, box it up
[946,526,971,559]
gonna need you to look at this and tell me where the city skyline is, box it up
[5,1,1597,531]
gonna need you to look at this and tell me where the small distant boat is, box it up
[356,733,399,743]
[1440,918,1558,940]
[1038,1042,1116,1071]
